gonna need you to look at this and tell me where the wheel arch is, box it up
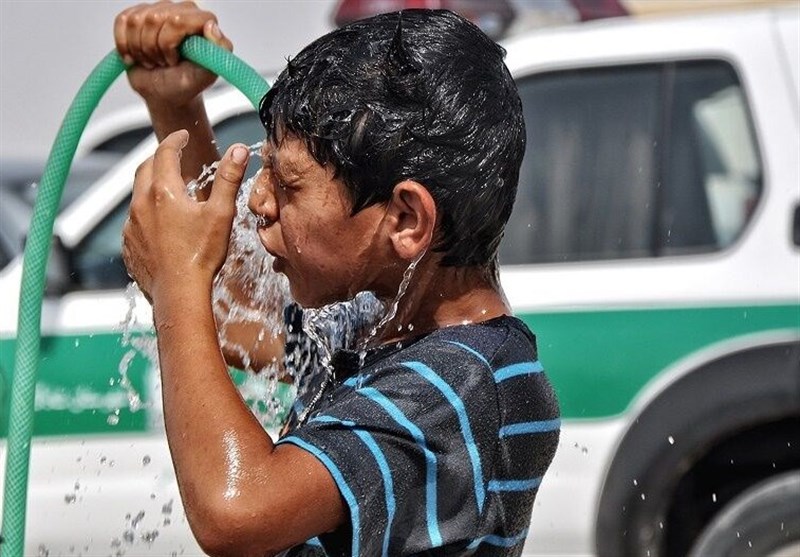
[595,331,800,557]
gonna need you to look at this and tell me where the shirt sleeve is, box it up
[276,349,500,557]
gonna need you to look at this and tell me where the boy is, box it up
[116,2,559,556]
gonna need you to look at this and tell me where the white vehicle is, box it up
[1,4,798,556]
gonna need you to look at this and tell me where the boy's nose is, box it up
[248,176,279,226]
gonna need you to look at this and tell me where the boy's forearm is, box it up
[146,95,219,194]
[152,287,277,528]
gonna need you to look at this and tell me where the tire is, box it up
[688,471,800,557]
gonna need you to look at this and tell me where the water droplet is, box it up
[736,531,741,538]
[408,323,415,331]
[640,493,646,500]
[107,413,120,426]
[122,529,135,543]
[668,435,675,445]
[659,522,663,529]
[132,510,146,529]
[38,544,50,557]
[142,530,160,544]
[74,339,80,347]
[162,499,174,515]
[142,455,151,466]
[748,541,752,548]
[573,442,589,454]
[712,493,717,503]
[633,479,638,486]
[64,493,77,504]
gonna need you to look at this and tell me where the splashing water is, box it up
[118,141,292,427]
[357,251,425,356]
[295,255,424,422]
[210,143,291,426]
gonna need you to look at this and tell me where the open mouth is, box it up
[254,214,272,229]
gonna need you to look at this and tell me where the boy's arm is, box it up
[114,1,227,192]
[123,133,345,556]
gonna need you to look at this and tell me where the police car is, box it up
[1,4,798,556]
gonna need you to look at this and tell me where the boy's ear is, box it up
[385,180,436,260]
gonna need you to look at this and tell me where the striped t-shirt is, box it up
[279,314,560,556]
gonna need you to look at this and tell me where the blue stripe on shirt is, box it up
[309,415,397,557]
[499,418,561,437]
[467,528,529,549]
[444,340,491,369]
[402,360,486,513]
[488,477,542,492]
[353,386,443,547]
[309,415,356,428]
[494,361,544,382]
[277,436,361,556]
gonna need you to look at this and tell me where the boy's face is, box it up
[248,136,390,308]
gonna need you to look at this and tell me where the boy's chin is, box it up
[288,283,348,310]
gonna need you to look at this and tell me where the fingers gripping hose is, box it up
[1,37,269,557]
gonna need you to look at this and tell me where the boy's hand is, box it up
[122,130,250,304]
[114,1,233,108]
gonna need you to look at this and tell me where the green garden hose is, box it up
[1,36,269,557]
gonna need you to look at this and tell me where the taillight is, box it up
[569,0,628,21]
[332,0,516,40]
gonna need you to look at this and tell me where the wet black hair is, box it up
[259,9,525,267]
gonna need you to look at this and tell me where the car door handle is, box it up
[794,204,800,247]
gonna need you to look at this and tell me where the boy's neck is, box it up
[376,259,511,344]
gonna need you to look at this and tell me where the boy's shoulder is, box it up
[335,314,542,408]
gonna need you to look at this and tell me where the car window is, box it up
[69,113,266,291]
[91,127,152,154]
[71,198,130,290]
[500,60,762,265]
[0,188,31,270]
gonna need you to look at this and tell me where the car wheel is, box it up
[688,471,800,557]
